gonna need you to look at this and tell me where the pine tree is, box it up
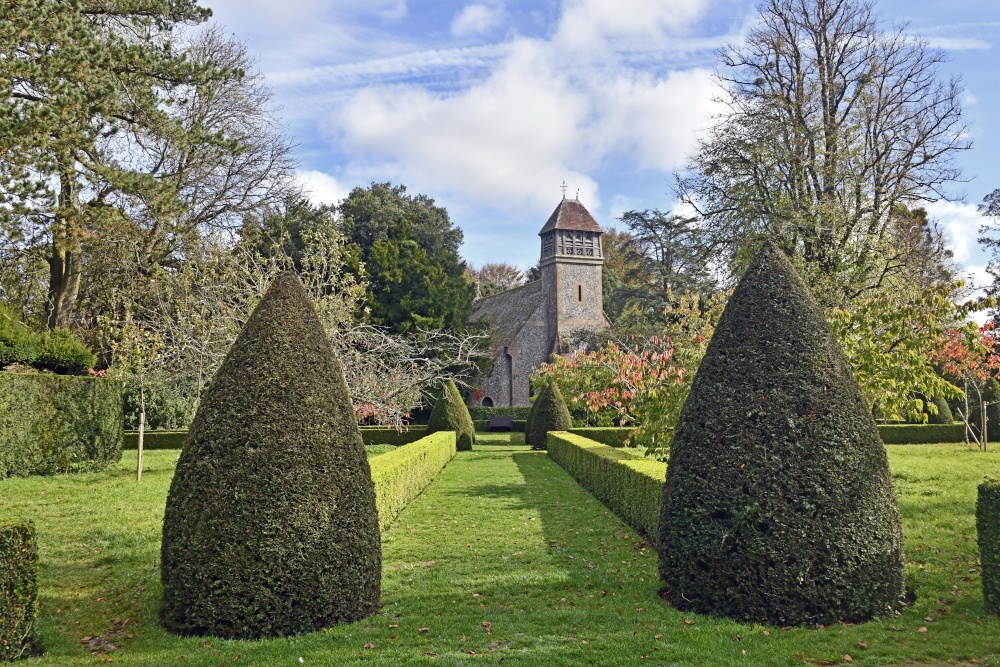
[160,273,380,638]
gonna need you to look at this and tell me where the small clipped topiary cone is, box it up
[160,273,380,639]
[426,379,475,451]
[524,381,572,450]
[658,242,904,626]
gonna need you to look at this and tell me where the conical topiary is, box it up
[927,394,953,424]
[658,242,904,626]
[160,273,381,639]
[524,381,572,449]
[426,379,475,451]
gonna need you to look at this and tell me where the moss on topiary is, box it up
[159,273,380,639]
[658,242,904,626]
[524,381,572,449]
[426,379,475,451]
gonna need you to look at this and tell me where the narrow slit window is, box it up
[577,285,583,302]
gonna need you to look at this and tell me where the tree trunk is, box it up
[46,169,83,329]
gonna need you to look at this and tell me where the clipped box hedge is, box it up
[547,431,665,543]
[124,430,188,450]
[0,373,123,479]
[978,480,1000,615]
[0,521,38,660]
[568,427,641,448]
[468,406,531,421]
[877,423,965,444]
[369,431,457,531]
[360,425,429,446]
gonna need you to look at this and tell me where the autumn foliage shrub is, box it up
[659,242,905,625]
[525,382,572,449]
[0,520,39,661]
[369,431,456,531]
[160,273,381,639]
[426,380,475,451]
[548,432,664,542]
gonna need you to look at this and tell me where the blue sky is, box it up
[204,0,1000,293]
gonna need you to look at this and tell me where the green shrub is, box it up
[0,373,123,479]
[978,480,1000,615]
[0,520,39,661]
[568,427,641,448]
[468,406,531,421]
[360,425,429,446]
[0,310,38,368]
[878,423,965,444]
[525,382,572,449]
[124,430,188,450]
[927,394,954,424]
[548,432,665,542]
[370,432,457,531]
[426,380,475,451]
[123,373,196,430]
[659,242,904,626]
[160,273,381,639]
[33,329,96,375]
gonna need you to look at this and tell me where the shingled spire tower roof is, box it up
[538,198,604,235]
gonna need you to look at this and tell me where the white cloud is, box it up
[554,0,710,52]
[452,3,505,37]
[925,37,992,50]
[925,200,986,265]
[296,170,351,206]
[338,38,601,211]
[333,0,719,217]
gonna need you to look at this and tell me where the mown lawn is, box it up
[1,440,999,665]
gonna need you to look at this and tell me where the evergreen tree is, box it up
[525,382,572,450]
[426,379,475,451]
[659,242,904,625]
[160,273,380,638]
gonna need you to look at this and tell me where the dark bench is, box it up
[487,416,514,432]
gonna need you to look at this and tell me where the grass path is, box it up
[2,441,1000,664]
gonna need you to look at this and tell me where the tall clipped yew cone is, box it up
[160,273,380,639]
[658,242,904,625]
[426,380,475,451]
[525,382,572,449]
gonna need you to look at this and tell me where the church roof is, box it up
[470,279,544,347]
[538,198,604,235]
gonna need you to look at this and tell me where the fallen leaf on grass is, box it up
[843,655,853,663]
[419,628,429,633]
[482,621,493,634]
[460,635,467,642]
[917,627,928,633]
[363,644,375,649]
[857,641,867,649]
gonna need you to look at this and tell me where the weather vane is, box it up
[561,181,567,199]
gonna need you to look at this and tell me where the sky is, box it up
[202,0,1000,296]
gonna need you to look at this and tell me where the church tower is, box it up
[538,195,608,355]
[467,194,609,408]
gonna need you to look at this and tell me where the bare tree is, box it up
[468,261,526,298]
[677,0,969,307]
